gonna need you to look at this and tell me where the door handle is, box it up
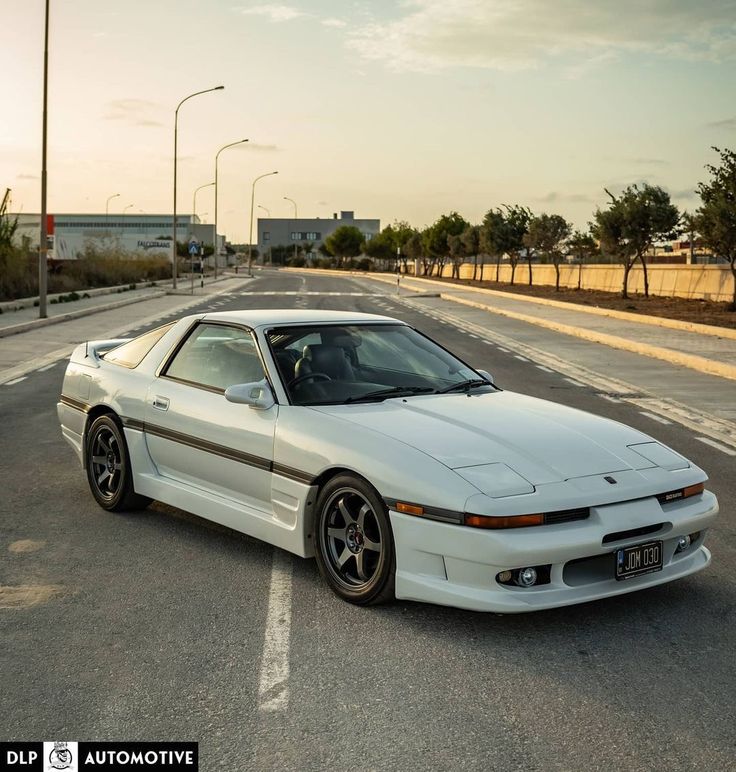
[152,396,170,411]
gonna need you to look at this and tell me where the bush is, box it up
[287,255,306,267]
[356,257,373,271]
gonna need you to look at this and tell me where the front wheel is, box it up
[85,415,151,512]
[314,474,395,605]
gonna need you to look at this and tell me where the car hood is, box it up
[313,390,661,486]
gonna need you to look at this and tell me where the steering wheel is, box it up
[289,372,332,388]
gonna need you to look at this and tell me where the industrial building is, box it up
[11,213,224,263]
[257,210,379,261]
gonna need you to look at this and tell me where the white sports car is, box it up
[57,309,718,612]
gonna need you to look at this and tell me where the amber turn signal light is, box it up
[683,482,705,498]
[464,513,545,529]
[396,502,424,516]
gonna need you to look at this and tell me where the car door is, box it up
[143,321,277,513]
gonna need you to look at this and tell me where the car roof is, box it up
[198,308,401,328]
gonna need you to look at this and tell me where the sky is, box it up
[2,0,736,242]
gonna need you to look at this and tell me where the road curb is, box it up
[282,268,736,341]
[369,273,736,341]
[443,293,736,383]
[0,291,167,339]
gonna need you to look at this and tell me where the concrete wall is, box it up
[421,262,734,302]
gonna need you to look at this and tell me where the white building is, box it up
[11,213,224,263]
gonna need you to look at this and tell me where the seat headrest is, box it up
[302,344,353,380]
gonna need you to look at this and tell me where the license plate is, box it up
[615,540,663,580]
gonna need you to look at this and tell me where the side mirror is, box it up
[476,368,494,385]
[224,380,275,410]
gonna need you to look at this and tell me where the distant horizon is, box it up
[4,0,735,240]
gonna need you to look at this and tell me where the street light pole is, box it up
[173,85,224,290]
[248,172,278,276]
[192,182,214,227]
[105,193,120,222]
[123,203,134,215]
[214,138,248,280]
[38,0,50,318]
[284,196,298,262]
[191,181,214,292]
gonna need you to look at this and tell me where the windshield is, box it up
[267,323,493,406]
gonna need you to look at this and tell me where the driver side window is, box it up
[164,323,265,392]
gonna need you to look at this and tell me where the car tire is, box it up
[314,473,395,605]
[85,414,151,512]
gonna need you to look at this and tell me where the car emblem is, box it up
[604,476,617,484]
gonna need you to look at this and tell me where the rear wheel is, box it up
[314,474,395,605]
[85,415,151,512]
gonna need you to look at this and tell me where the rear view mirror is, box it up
[224,380,275,410]
[476,369,494,385]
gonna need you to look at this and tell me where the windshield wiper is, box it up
[437,378,491,394]
[344,386,436,404]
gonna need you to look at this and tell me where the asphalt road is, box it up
[1,270,734,771]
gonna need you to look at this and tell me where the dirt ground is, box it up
[431,276,736,330]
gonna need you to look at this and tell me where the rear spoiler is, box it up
[69,338,131,368]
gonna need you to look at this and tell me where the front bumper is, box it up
[389,490,719,613]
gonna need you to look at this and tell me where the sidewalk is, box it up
[368,273,736,382]
[0,274,251,384]
[0,274,233,339]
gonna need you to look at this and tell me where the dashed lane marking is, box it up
[695,437,736,456]
[638,411,673,425]
[4,377,26,386]
[536,365,554,373]
[564,377,585,387]
[514,355,529,362]
[600,395,622,404]
[37,362,59,372]
[257,550,293,713]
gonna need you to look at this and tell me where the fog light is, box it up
[497,570,513,584]
[517,567,538,587]
[675,534,691,553]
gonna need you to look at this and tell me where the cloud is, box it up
[348,0,736,72]
[707,117,736,130]
[105,99,163,127]
[239,4,307,22]
[667,186,698,200]
[628,158,669,166]
[322,18,347,28]
[16,173,39,180]
[537,191,594,204]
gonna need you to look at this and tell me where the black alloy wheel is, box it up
[85,414,151,512]
[315,474,395,605]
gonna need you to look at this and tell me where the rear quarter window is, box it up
[103,323,176,368]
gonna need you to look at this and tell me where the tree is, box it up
[696,147,736,310]
[403,231,423,273]
[447,233,465,278]
[363,227,397,266]
[591,184,679,299]
[324,225,364,268]
[567,230,598,289]
[482,205,531,286]
[524,213,572,290]
[422,212,469,278]
[460,225,481,280]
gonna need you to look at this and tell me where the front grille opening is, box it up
[544,507,590,525]
[602,523,664,545]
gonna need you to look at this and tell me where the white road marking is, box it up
[695,437,736,456]
[536,365,554,373]
[4,377,26,386]
[638,411,672,425]
[257,550,293,713]
[600,395,622,403]
[514,355,529,362]
[37,362,59,372]
[497,347,510,353]
[564,377,585,387]
[483,340,495,345]
[468,334,479,339]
